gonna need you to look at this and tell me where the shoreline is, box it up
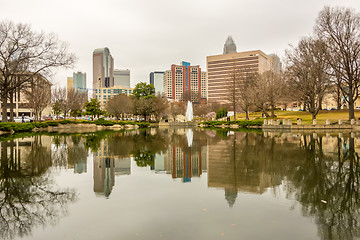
[0,122,146,136]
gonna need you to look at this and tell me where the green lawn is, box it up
[232,109,360,124]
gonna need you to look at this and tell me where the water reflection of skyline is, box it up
[1,130,360,240]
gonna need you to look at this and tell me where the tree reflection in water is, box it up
[0,136,76,240]
[285,135,360,240]
[209,130,360,240]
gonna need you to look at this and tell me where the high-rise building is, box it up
[223,36,237,54]
[73,72,87,93]
[149,71,164,95]
[67,77,73,91]
[93,47,114,90]
[163,61,207,103]
[114,69,130,87]
[207,49,273,103]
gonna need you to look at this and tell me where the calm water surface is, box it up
[0,128,359,240]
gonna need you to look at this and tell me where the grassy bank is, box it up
[230,109,359,125]
[0,119,150,134]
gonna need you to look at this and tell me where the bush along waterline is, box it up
[198,120,264,128]
[0,119,150,134]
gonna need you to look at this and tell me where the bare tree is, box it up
[315,6,360,120]
[226,61,241,120]
[0,21,75,122]
[285,37,330,120]
[254,70,285,117]
[152,94,169,121]
[106,94,134,121]
[52,87,71,119]
[68,90,87,119]
[237,68,256,120]
[193,103,210,118]
[169,101,185,120]
[23,74,51,121]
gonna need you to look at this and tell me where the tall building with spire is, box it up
[223,36,237,54]
[207,37,275,103]
[92,47,114,90]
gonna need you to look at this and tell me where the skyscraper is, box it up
[223,36,237,54]
[149,71,164,95]
[73,72,87,93]
[93,47,114,90]
[163,61,207,103]
[114,69,130,87]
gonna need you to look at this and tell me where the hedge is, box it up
[199,120,264,128]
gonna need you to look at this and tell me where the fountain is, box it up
[186,128,193,147]
[185,101,193,122]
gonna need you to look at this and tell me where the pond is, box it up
[0,128,359,240]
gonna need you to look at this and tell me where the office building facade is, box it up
[95,86,134,106]
[114,69,130,87]
[207,50,273,103]
[93,47,114,90]
[163,61,207,103]
[150,71,164,95]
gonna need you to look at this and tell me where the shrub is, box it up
[45,121,60,126]
[216,108,228,119]
[93,118,115,126]
[199,120,263,128]
[59,120,76,124]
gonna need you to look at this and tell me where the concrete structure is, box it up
[207,49,273,103]
[150,71,164,95]
[95,86,134,106]
[114,69,130,87]
[93,47,114,90]
[73,72,87,93]
[163,61,207,103]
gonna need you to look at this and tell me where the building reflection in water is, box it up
[93,139,131,197]
[162,128,207,183]
[66,136,88,174]
[207,132,281,207]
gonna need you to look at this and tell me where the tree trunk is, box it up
[349,99,355,120]
[233,104,236,121]
[9,92,14,122]
[312,113,316,120]
[262,109,270,118]
[245,106,249,120]
[337,99,342,110]
[271,105,276,118]
[1,95,8,122]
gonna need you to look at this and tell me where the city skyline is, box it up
[2,0,360,89]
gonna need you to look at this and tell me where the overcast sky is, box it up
[2,0,360,89]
